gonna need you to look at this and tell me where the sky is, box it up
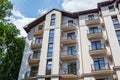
[9,0,107,37]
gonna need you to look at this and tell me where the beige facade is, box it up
[18,0,120,80]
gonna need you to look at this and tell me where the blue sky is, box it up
[10,0,63,17]
[9,0,106,36]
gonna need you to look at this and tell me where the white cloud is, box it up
[62,0,107,12]
[38,9,48,15]
[10,9,36,37]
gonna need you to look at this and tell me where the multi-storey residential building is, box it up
[18,0,120,80]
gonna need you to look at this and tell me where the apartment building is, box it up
[18,0,120,80]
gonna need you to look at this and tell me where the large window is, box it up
[49,29,54,42]
[96,78,108,80]
[45,78,51,80]
[68,46,76,55]
[38,25,43,30]
[33,50,40,58]
[109,5,115,12]
[94,58,105,71]
[47,43,53,57]
[89,27,99,34]
[67,32,76,40]
[30,66,38,77]
[68,62,76,74]
[88,14,94,20]
[91,41,102,50]
[68,20,74,26]
[116,30,120,45]
[35,37,42,44]
[112,16,120,29]
[46,60,52,75]
[50,14,56,26]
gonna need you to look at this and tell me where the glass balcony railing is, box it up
[91,63,110,71]
[89,44,106,51]
[25,71,38,79]
[60,68,77,75]
[87,28,102,34]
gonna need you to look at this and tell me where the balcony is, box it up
[31,41,42,49]
[34,30,43,37]
[91,63,113,77]
[85,17,100,26]
[87,29,103,40]
[60,50,77,61]
[89,44,107,57]
[61,23,76,32]
[60,68,78,79]
[28,54,40,65]
[25,71,38,80]
[61,37,76,45]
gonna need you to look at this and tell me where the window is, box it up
[45,78,51,80]
[109,5,115,12]
[46,60,52,75]
[49,29,54,42]
[35,37,42,44]
[47,43,53,57]
[111,16,120,29]
[68,20,74,26]
[33,50,40,58]
[91,41,102,50]
[88,14,94,20]
[30,66,38,77]
[68,46,76,55]
[94,58,105,71]
[116,30,120,45]
[68,62,76,74]
[50,14,56,26]
[96,78,108,80]
[89,27,99,34]
[67,32,76,40]
[38,25,43,30]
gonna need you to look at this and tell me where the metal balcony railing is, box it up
[91,63,110,71]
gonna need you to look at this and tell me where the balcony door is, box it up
[89,27,99,34]
[96,78,108,80]
[91,41,101,50]
[94,58,105,71]
[68,46,76,55]
[67,32,75,40]
[68,20,74,26]
[88,14,94,20]
[68,62,76,74]
[30,66,38,77]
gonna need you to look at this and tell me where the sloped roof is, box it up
[24,0,119,33]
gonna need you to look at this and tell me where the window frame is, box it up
[50,14,56,26]
[109,5,115,12]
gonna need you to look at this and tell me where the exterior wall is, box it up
[38,10,62,80]
[101,4,120,67]
[18,26,38,80]
[101,3,120,80]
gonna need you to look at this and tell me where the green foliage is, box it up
[0,0,13,21]
[0,0,25,80]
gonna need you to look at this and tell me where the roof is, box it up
[24,0,119,33]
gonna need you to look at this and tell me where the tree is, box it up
[0,0,13,21]
[0,0,25,80]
